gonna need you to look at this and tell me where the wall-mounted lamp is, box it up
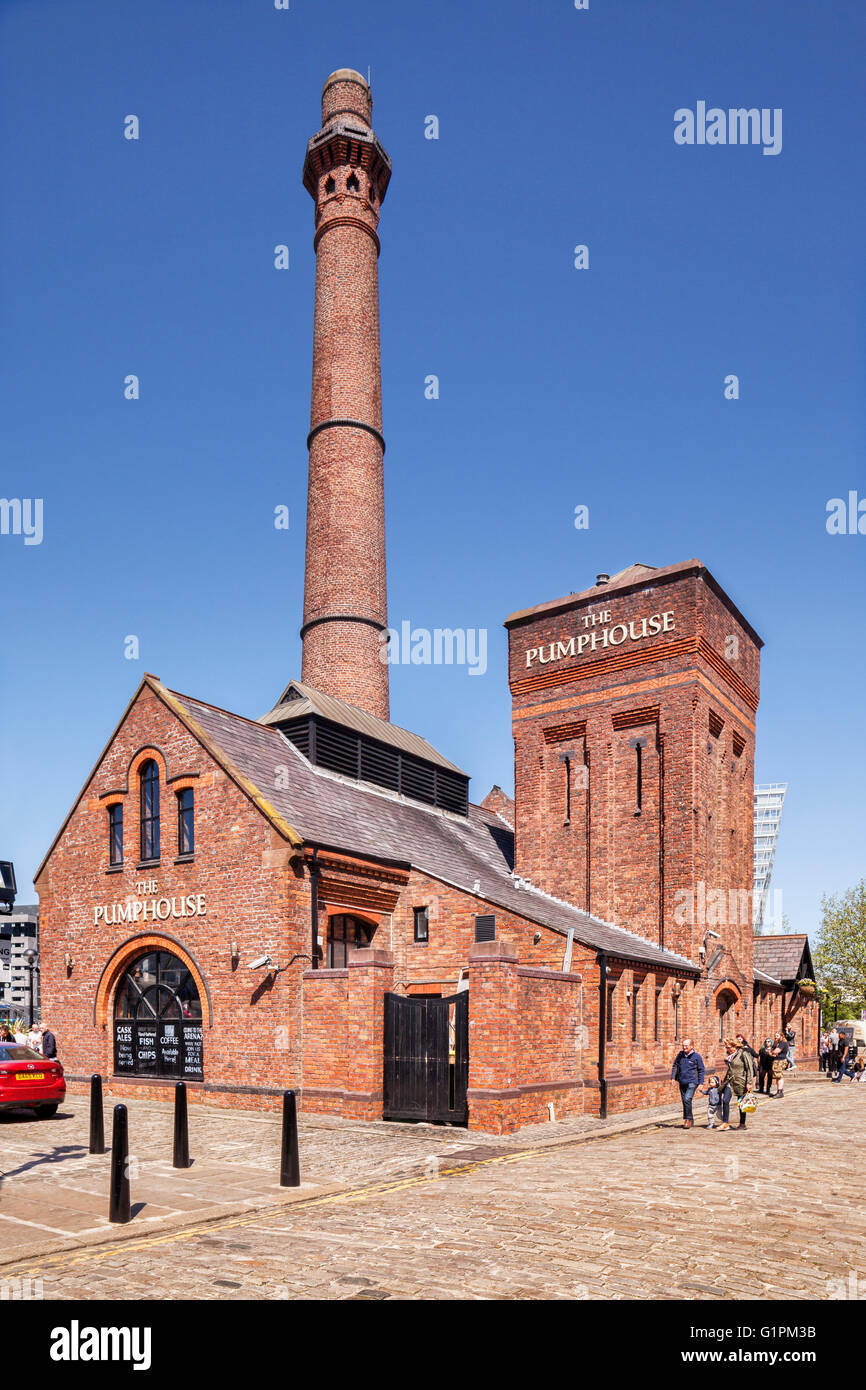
[533,931,541,944]
[230,941,239,967]
[64,953,74,973]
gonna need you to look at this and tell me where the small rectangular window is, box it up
[654,987,662,1043]
[177,788,194,857]
[606,981,615,1042]
[109,804,123,866]
[474,914,496,943]
[413,906,429,943]
[673,993,680,1041]
[631,983,640,1042]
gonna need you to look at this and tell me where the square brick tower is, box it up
[505,562,761,983]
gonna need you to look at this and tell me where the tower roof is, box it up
[504,557,763,647]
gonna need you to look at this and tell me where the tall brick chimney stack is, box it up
[300,69,392,719]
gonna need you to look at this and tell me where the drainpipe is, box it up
[309,848,320,970]
[597,950,608,1120]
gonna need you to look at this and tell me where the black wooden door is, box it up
[383,991,468,1124]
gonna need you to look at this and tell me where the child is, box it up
[700,1073,729,1129]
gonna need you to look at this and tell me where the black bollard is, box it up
[279,1089,300,1187]
[173,1082,191,1169]
[89,1073,105,1155]
[108,1104,131,1224]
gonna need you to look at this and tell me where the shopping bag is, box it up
[738,1091,758,1113]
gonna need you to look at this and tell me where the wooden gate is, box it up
[383,991,469,1124]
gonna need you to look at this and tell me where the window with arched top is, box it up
[139,760,160,862]
[327,914,375,969]
[114,950,203,1080]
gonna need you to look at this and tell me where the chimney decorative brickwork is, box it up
[300,70,392,719]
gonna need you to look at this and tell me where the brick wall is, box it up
[36,683,306,1112]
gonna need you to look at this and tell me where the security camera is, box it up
[247,954,273,971]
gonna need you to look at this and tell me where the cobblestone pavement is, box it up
[2,1078,860,1300]
[0,1088,676,1264]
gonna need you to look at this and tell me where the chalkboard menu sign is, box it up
[112,1019,203,1081]
[182,1024,204,1080]
[134,1023,159,1075]
[114,1021,135,1074]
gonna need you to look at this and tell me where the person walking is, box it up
[0,1025,14,1042]
[785,1023,797,1071]
[832,1034,855,1083]
[757,1036,775,1094]
[721,1037,756,1128]
[670,1038,706,1129]
[25,1022,42,1053]
[699,1074,727,1129]
[769,1032,789,1096]
[819,1031,830,1074]
[40,1024,57,1060]
[828,1025,840,1077]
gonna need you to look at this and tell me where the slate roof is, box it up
[259,679,466,775]
[168,683,699,975]
[753,966,782,987]
[753,935,812,984]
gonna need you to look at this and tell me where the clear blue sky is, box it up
[2,0,863,940]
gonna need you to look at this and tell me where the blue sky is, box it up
[1,0,863,939]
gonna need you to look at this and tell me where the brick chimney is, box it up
[299,70,392,719]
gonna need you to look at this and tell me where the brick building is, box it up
[35,70,817,1133]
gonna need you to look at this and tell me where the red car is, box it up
[0,1043,66,1118]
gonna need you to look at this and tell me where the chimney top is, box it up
[322,68,372,125]
[595,573,610,586]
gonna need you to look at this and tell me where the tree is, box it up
[814,878,866,1013]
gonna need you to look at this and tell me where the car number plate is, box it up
[15,1072,44,1081]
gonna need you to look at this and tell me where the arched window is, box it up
[177,787,194,857]
[327,914,375,968]
[139,760,160,861]
[114,950,203,1080]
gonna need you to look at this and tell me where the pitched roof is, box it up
[259,679,466,775]
[169,684,699,974]
[753,966,782,987]
[753,934,812,983]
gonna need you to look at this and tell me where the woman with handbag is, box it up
[721,1038,756,1129]
[769,1032,789,1097]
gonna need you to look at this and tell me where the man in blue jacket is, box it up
[670,1038,705,1128]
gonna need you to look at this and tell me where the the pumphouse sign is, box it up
[524,609,676,668]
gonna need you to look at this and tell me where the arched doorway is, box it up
[113,950,204,1081]
[716,986,738,1042]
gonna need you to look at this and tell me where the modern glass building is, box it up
[753,783,787,932]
